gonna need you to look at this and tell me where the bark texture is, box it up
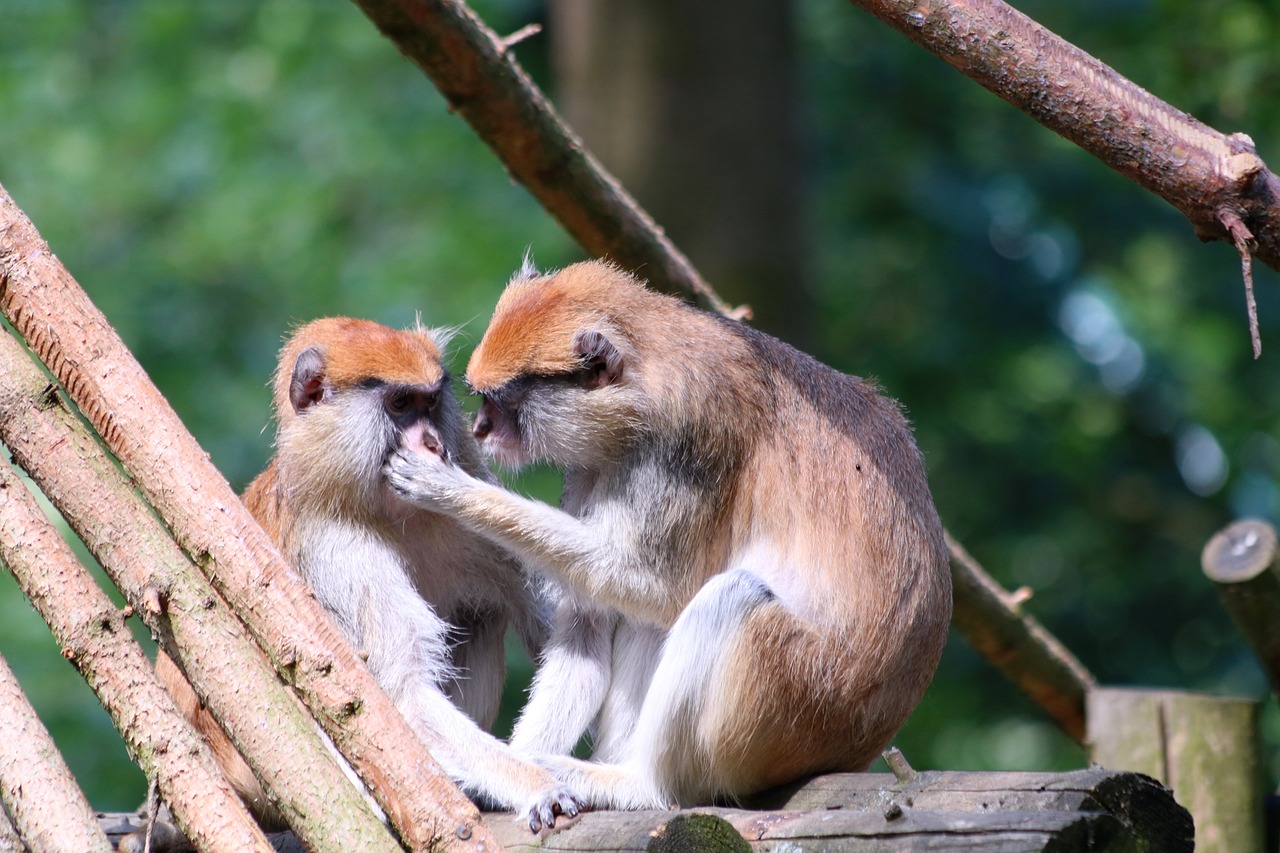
[0,332,389,853]
[0,182,490,852]
[847,0,1280,272]
[0,649,111,853]
[947,533,1096,742]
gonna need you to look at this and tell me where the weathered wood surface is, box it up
[479,769,1190,852]
[1202,519,1280,698]
[1088,687,1259,853]
[98,769,1189,851]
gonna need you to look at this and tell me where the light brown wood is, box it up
[0,344,374,852]
[0,649,111,853]
[0,181,493,851]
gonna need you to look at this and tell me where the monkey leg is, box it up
[537,569,778,809]
[538,567,891,811]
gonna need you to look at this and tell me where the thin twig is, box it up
[1219,208,1263,358]
[500,23,541,52]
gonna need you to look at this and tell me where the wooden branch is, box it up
[0,335,392,852]
[847,0,1279,349]
[1201,519,1280,697]
[0,183,492,851]
[0,461,275,853]
[345,0,733,314]
[1087,688,1258,853]
[946,533,1096,742]
[482,769,1189,852]
[0,648,111,853]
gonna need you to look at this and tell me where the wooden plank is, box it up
[1088,687,1259,853]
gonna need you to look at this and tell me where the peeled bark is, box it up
[0,182,491,852]
[0,333,392,853]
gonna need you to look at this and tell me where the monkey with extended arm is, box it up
[385,260,952,810]
[156,317,581,832]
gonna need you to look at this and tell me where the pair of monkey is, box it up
[159,258,952,834]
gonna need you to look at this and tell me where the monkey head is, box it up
[465,262,644,470]
[272,317,469,515]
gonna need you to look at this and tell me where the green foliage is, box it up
[1,0,1278,811]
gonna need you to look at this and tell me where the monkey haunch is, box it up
[157,317,580,833]
[385,260,952,810]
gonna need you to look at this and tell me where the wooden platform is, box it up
[100,768,1192,852]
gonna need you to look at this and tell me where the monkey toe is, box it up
[523,782,585,833]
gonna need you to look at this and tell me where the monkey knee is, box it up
[671,569,775,641]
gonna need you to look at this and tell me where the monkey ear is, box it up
[289,346,330,413]
[573,330,624,390]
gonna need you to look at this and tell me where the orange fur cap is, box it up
[467,261,641,391]
[273,317,445,415]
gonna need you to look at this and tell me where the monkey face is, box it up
[278,334,469,513]
[470,364,638,471]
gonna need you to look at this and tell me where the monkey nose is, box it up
[473,412,492,440]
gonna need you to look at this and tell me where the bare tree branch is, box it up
[0,332,393,852]
[0,183,494,852]
[947,533,1096,743]
[0,648,111,853]
[0,460,275,853]
[847,0,1278,351]
[346,0,734,314]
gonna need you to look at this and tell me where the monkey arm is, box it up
[385,449,677,624]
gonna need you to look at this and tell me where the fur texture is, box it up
[385,260,952,810]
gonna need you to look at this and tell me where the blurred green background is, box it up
[2,0,1278,812]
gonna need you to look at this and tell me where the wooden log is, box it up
[0,458,275,852]
[1201,519,1280,698]
[0,329,394,852]
[0,652,111,853]
[475,768,1187,852]
[747,767,1190,848]
[483,807,1135,852]
[1088,687,1259,853]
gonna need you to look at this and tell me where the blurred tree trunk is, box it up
[549,0,813,345]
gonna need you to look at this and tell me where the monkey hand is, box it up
[522,780,586,833]
[384,446,472,510]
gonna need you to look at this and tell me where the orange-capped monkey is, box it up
[385,259,952,810]
[156,317,581,832]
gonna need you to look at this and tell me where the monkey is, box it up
[383,258,953,811]
[153,317,582,834]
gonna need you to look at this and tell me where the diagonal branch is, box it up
[0,459,274,853]
[0,183,495,853]
[347,0,732,314]
[848,0,1278,350]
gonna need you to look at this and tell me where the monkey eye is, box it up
[424,390,441,410]
[385,389,414,417]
